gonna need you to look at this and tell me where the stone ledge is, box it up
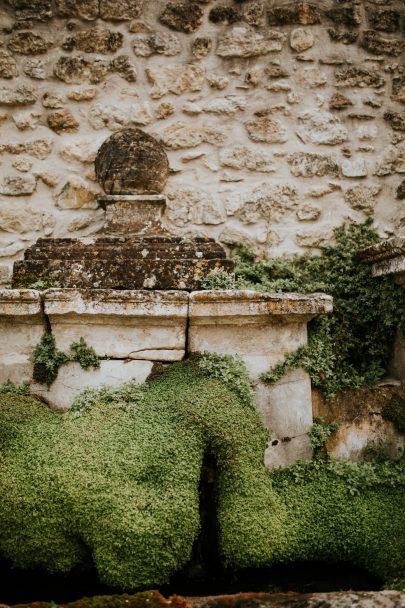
[0,289,42,316]
[189,290,333,324]
[358,237,405,281]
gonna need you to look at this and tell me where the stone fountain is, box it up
[1,128,333,468]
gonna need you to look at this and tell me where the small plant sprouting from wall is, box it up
[309,416,340,461]
[31,331,100,386]
[201,221,405,397]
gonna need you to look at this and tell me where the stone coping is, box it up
[358,237,405,263]
[0,289,333,320]
[0,289,42,316]
[190,290,333,322]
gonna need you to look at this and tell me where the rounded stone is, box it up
[95,128,169,195]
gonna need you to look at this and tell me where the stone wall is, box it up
[0,0,404,285]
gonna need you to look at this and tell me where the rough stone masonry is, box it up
[0,0,404,285]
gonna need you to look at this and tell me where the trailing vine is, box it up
[204,221,405,397]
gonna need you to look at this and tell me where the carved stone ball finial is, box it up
[95,128,169,195]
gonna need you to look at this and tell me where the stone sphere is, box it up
[95,128,169,195]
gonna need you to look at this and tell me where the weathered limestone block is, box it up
[67,87,97,102]
[359,237,405,282]
[392,75,405,104]
[100,0,143,21]
[192,37,212,59]
[88,102,152,130]
[0,138,52,160]
[146,64,204,99]
[384,111,405,133]
[56,178,99,209]
[0,289,44,384]
[7,0,52,21]
[43,289,188,361]
[55,0,99,20]
[267,2,320,26]
[0,85,37,105]
[374,144,405,176]
[296,110,348,145]
[368,8,400,32]
[342,157,368,178]
[296,230,333,248]
[47,110,80,134]
[8,31,51,54]
[132,32,181,57]
[290,28,314,52]
[0,204,54,233]
[62,28,123,53]
[219,146,274,173]
[324,6,361,27]
[166,187,225,226]
[23,58,47,80]
[298,67,327,88]
[0,49,18,78]
[12,110,41,130]
[245,116,287,143]
[287,152,339,177]
[159,2,203,33]
[203,96,246,115]
[109,55,137,82]
[54,56,109,84]
[362,30,404,56]
[216,26,286,58]
[264,434,313,469]
[335,66,385,89]
[329,92,353,110]
[162,122,227,149]
[296,205,321,221]
[344,184,381,212]
[225,183,298,224]
[188,290,332,378]
[31,360,153,410]
[328,29,358,45]
[0,174,36,196]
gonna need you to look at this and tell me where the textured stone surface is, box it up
[56,178,98,209]
[146,64,204,98]
[219,146,274,173]
[0,174,36,196]
[7,0,52,21]
[55,0,99,20]
[166,187,225,226]
[99,0,143,21]
[62,28,123,53]
[296,110,348,145]
[290,28,314,52]
[344,184,381,212]
[47,110,79,134]
[267,2,320,26]
[342,157,368,177]
[95,128,169,195]
[162,122,227,149]
[54,56,109,84]
[0,85,37,105]
[23,58,47,79]
[335,65,385,88]
[0,138,52,159]
[159,2,203,33]
[225,183,298,224]
[245,116,287,143]
[132,32,181,57]
[362,30,404,56]
[109,56,137,82]
[288,152,339,177]
[368,9,400,32]
[0,49,18,79]
[7,31,51,54]
[217,26,286,58]
[192,37,212,59]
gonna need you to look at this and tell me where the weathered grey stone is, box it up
[225,182,298,224]
[290,28,314,52]
[296,110,348,145]
[8,31,51,54]
[0,85,37,105]
[100,0,143,20]
[166,186,225,226]
[12,158,33,172]
[23,58,46,79]
[0,138,52,159]
[88,102,152,130]
[59,137,104,164]
[288,152,339,177]
[245,116,287,143]
[0,48,18,78]
[374,144,405,176]
[95,128,169,195]
[54,56,109,84]
[0,240,25,257]
[244,1,265,27]
[109,55,137,82]
[362,30,404,56]
[132,32,181,57]
[146,64,204,99]
[265,434,313,470]
[267,2,320,26]
[207,73,229,89]
[62,28,123,53]
[216,26,286,58]
[42,92,64,108]
[392,75,405,104]
[47,110,79,134]
[219,146,274,173]
[324,6,361,27]
[8,0,52,20]
[296,229,333,248]
[296,204,321,221]
[335,65,385,88]
[384,111,405,133]
[159,2,203,33]
[203,96,246,115]
[328,28,358,45]
[344,184,381,212]
[55,0,99,20]
[191,36,212,59]
[342,157,368,178]
[299,67,327,88]
[57,177,98,209]
[368,9,400,32]
[329,92,353,110]
[0,174,36,196]
[155,102,174,120]
[12,110,41,130]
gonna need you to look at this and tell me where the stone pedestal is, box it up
[189,290,333,468]
[0,289,44,384]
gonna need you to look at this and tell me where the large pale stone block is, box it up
[31,360,153,410]
[189,290,332,378]
[255,369,313,438]
[0,289,44,383]
[264,434,313,470]
[43,289,188,361]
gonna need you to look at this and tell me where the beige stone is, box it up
[0,174,36,196]
[225,182,298,224]
[299,67,327,88]
[342,157,368,177]
[0,48,18,78]
[146,64,204,99]
[203,96,246,115]
[0,205,54,233]
[155,102,174,120]
[290,28,314,52]
[42,92,65,108]
[297,110,348,145]
[31,360,153,410]
[207,73,229,90]
[374,144,405,176]
[245,116,288,143]
[132,32,181,57]
[288,152,340,177]
[23,58,47,79]
[219,146,274,173]
[56,178,99,209]
[12,110,42,130]
[296,205,321,221]
[296,229,334,248]
[54,56,109,84]
[217,25,286,57]
[344,184,381,212]
[0,85,37,105]
[67,87,97,102]
[12,158,33,173]
[166,187,225,226]
[47,110,79,134]
[162,122,227,149]
[59,137,105,164]
[62,28,123,53]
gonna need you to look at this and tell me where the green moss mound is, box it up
[1,358,405,590]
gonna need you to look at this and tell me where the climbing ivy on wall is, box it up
[204,221,405,397]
